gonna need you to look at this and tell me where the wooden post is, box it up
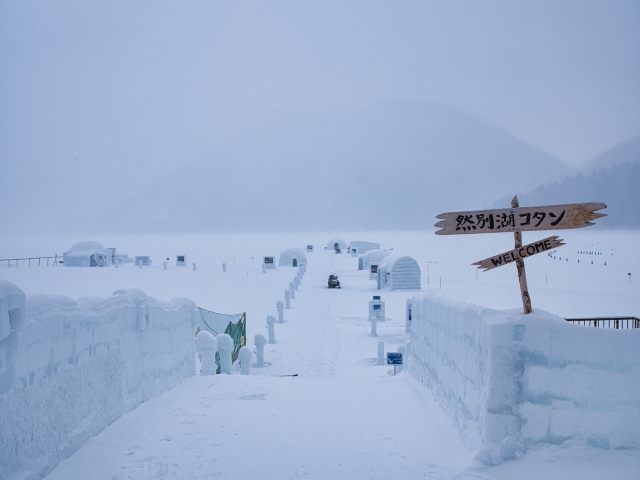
[511,196,532,314]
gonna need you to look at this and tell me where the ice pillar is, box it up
[254,334,266,367]
[239,346,252,375]
[267,315,276,344]
[217,333,234,375]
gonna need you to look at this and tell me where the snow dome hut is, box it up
[63,241,111,267]
[278,248,307,267]
[358,249,391,271]
[349,241,380,256]
[376,255,421,290]
[325,238,347,252]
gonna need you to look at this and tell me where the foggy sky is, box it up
[1,1,639,232]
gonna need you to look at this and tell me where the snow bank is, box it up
[0,281,198,480]
[408,293,640,464]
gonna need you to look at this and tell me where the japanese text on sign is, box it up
[454,210,565,232]
[435,203,606,235]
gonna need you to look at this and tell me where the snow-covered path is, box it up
[1,231,633,480]
[43,252,473,479]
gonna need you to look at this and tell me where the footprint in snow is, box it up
[124,446,141,456]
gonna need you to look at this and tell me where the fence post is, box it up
[276,301,284,323]
[377,341,384,365]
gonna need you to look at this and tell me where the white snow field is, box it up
[1,230,639,479]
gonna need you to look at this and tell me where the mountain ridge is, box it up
[89,100,571,233]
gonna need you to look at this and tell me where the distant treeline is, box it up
[494,161,640,228]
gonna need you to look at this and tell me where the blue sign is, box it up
[387,352,403,365]
[373,295,380,300]
[373,304,381,311]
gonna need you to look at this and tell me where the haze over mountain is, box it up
[579,134,640,175]
[2,2,639,236]
[94,100,571,233]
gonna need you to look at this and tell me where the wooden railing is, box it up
[565,317,639,329]
[0,256,60,267]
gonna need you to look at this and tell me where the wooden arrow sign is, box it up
[472,235,565,271]
[435,197,607,315]
[435,202,606,235]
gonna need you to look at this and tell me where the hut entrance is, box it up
[292,258,298,267]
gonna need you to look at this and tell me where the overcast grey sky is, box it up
[1,1,639,230]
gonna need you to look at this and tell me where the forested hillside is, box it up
[495,161,640,228]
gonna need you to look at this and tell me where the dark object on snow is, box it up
[328,274,341,289]
[335,247,341,254]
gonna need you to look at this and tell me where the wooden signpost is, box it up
[435,198,607,314]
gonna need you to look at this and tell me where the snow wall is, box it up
[0,282,198,480]
[408,293,640,465]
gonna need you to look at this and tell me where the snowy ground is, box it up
[1,230,639,479]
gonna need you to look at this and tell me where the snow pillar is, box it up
[192,262,197,271]
[239,346,252,375]
[284,290,290,309]
[222,263,226,272]
[293,276,299,291]
[405,340,411,371]
[397,346,405,373]
[405,298,412,333]
[254,334,266,367]
[276,301,284,323]
[262,264,266,273]
[195,331,218,376]
[370,316,377,336]
[115,261,119,268]
[377,341,384,365]
[267,315,276,344]
[163,261,167,270]
[289,282,295,299]
[138,261,143,269]
[216,333,234,375]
